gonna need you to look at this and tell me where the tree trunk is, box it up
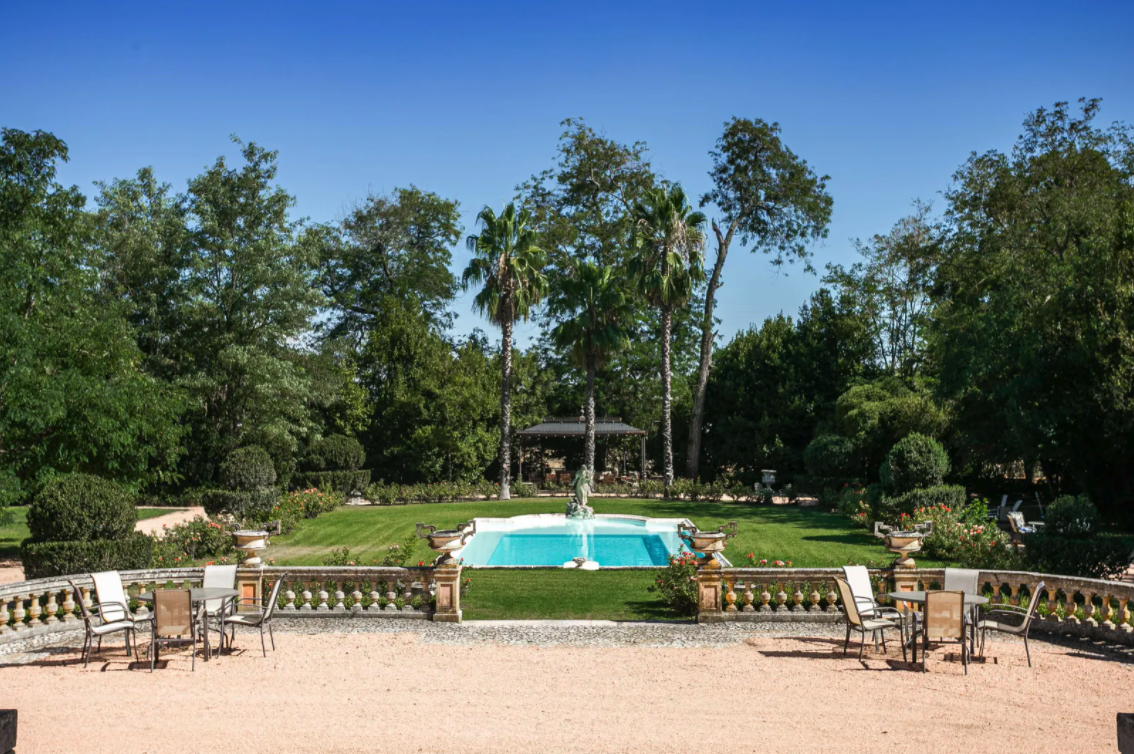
[686,220,733,480]
[499,314,513,500]
[660,304,674,488]
[584,350,596,478]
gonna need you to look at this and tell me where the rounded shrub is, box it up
[879,433,949,494]
[26,474,137,544]
[1043,494,1101,538]
[803,434,856,478]
[219,446,277,491]
[305,435,365,471]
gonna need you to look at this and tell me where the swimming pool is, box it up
[456,514,692,568]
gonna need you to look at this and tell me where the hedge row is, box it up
[20,533,153,580]
[293,470,371,495]
[200,489,279,518]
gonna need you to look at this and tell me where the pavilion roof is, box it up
[517,416,647,437]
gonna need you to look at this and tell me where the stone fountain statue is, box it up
[565,467,595,519]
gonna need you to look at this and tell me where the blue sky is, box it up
[3,1,1132,346]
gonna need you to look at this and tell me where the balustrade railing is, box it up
[703,567,1134,644]
[0,565,442,645]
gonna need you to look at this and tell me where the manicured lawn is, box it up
[268,497,922,568]
[0,506,181,560]
[267,497,938,620]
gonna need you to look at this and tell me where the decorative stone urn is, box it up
[232,530,269,566]
[416,520,476,566]
[678,521,738,569]
[873,521,934,569]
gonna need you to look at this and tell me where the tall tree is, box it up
[463,204,548,499]
[631,185,706,486]
[933,98,1134,520]
[0,129,183,503]
[93,168,191,379]
[548,260,633,474]
[689,118,832,478]
[178,138,324,483]
[317,186,462,343]
[824,201,938,378]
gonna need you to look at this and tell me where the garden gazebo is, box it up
[517,416,648,481]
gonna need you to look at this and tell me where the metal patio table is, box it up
[886,590,989,663]
[136,587,239,661]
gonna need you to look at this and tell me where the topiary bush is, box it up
[1043,494,1101,537]
[219,446,277,491]
[305,435,365,471]
[25,474,137,544]
[879,433,949,494]
[803,434,856,478]
[21,534,153,580]
[200,488,278,518]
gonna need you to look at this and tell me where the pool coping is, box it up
[456,513,732,569]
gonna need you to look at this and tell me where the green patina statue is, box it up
[565,467,595,519]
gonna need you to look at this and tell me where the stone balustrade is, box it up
[0,565,454,645]
[699,567,1134,645]
[265,567,435,617]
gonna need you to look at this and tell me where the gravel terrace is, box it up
[0,620,1129,753]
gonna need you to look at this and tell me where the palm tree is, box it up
[630,185,706,487]
[549,259,633,477]
[463,203,548,499]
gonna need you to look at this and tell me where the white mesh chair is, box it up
[835,578,906,661]
[68,580,137,667]
[977,581,1045,667]
[918,590,969,673]
[202,564,237,651]
[90,571,150,629]
[224,574,287,657]
[842,565,910,622]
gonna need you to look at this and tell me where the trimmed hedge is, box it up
[26,474,137,544]
[1023,533,1131,580]
[293,470,371,495]
[20,533,153,580]
[305,435,365,472]
[200,488,279,518]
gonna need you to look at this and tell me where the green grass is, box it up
[268,497,922,568]
[265,497,937,620]
[0,506,183,560]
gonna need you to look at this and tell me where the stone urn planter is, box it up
[416,521,476,566]
[873,521,933,568]
[232,529,269,566]
[678,521,737,568]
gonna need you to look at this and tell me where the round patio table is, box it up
[137,588,238,661]
[886,590,988,663]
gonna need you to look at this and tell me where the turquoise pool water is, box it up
[457,515,688,567]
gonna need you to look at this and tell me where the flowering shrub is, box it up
[152,516,234,566]
[647,552,700,615]
[903,502,1021,569]
[744,553,793,567]
[836,484,873,528]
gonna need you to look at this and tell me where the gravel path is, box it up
[1,620,1130,753]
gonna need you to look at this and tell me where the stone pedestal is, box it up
[237,569,262,611]
[433,564,463,623]
[696,561,724,623]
